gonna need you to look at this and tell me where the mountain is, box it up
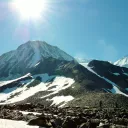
[0,41,128,108]
[88,60,128,94]
[114,56,128,68]
[0,41,74,80]
[0,58,113,105]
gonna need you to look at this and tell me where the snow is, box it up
[20,111,53,116]
[28,42,41,67]
[26,41,73,67]
[0,41,74,81]
[0,119,38,128]
[123,73,128,76]
[40,77,74,99]
[20,111,42,115]
[47,77,74,92]
[99,122,104,127]
[114,57,128,68]
[47,95,74,107]
[0,73,31,87]
[113,73,120,76]
[34,62,40,67]
[109,86,128,97]
[0,73,75,104]
[80,63,89,67]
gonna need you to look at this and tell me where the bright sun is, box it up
[13,0,47,20]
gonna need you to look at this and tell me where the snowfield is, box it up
[0,119,39,128]
[0,73,75,105]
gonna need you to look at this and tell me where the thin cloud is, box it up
[74,52,90,60]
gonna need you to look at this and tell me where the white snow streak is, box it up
[0,73,31,87]
[20,111,42,115]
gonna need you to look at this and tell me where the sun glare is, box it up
[13,0,47,20]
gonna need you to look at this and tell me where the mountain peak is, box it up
[27,40,49,45]
[18,40,54,49]
[0,40,74,79]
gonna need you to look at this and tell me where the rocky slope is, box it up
[1,103,128,127]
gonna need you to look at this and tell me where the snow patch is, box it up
[0,74,75,104]
[0,119,38,128]
[123,73,128,76]
[20,111,42,115]
[34,62,40,67]
[47,95,74,107]
[113,73,120,76]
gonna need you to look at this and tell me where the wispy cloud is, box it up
[98,39,118,61]
[74,52,90,60]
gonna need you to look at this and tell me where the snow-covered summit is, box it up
[0,41,74,80]
[114,56,128,68]
[16,40,74,66]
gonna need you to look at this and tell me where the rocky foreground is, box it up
[0,103,128,128]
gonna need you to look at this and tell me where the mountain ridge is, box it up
[0,40,128,108]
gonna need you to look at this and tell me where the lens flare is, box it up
[12,0,47,20]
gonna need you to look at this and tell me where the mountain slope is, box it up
[0,41,128,107]
[0,41,74,80]
[0,57,117,106]
[87,60,128,94]
[114,56,128,68]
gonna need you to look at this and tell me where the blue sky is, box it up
[0,0,128,62]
